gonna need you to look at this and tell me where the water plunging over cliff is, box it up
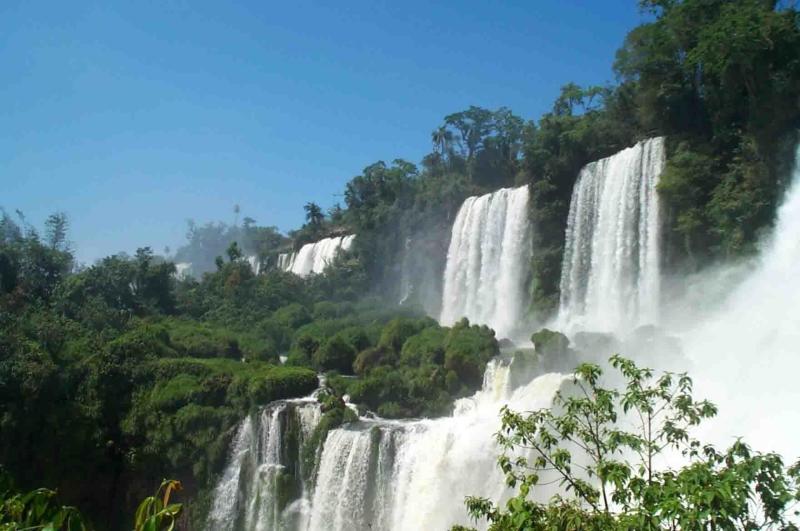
[558,137,665,334]
[207,361,567,530]
[278,235,355,277]
[246,256,261,275]
[440,186,531,338]
[207,399,322,530]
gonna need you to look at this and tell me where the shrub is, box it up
[312,334,357,373]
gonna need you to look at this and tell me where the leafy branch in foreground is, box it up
[0,466,87,531]
[456,355,800,530]
[133,479,183,531]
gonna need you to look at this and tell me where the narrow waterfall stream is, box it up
[207,398,322,531]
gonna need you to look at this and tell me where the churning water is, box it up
[208,362,568,530]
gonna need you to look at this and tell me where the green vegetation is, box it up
[174,212,288,275]
[327,317,499,418]
[1,0,799,527]
[285,0,799,318]
[456,356,800,530]
[133,479,183,531]
[0,472,183,531]
[0,210,494,526]
[0,467,88,530]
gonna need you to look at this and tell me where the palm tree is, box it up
[304,202,324,227]
[431,126,454,170]
[431,126,453,155]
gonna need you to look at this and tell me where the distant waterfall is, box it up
[208,360,567,531]
[246,256,261,275]
[558,137,665,334]
[174,262,192,278]
[278,235,355,277]
[440,186,531,339]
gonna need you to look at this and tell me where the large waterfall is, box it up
[278,235,355,277]
[440,186,531,339]
[208,361,568,530]
[206,138,800,530]
[558,137,665,334]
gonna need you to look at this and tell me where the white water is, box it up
[680,142,800,458]
[558,137,665,335]
[278,235,355,277]
[209,139,800,530]
[246,256,261,275]
[174,262,192,278]
[208,361,568,531]
[207,399,322,531]
[440,186,531,338]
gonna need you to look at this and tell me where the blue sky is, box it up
[1,0,646,263]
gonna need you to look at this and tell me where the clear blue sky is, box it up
[1,0,646,264]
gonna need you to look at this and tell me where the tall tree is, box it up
[444,106,495,160]
[44,212,70,253]
[303,202,324,227]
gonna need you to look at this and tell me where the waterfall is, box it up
[206,399,322,531]
[246,256,261,275]
[174,262,192,278]
[681,140,800,458]
[440,186,531,339]
[207,360,568,530]
[558,137,665,334]
[278,235,355,277]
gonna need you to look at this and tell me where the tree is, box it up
[44,212,70,252]
[444,106,495,160]
[432,126,456,170]
[459,356,800,530]
[226,241,242,262]
[304,202,324,228]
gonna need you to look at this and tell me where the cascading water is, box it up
[278,235,355,277]
[558,137,665,334]
[207,398,322,531]
[246,256,261,275]
[208,360,568,531]
[440,186,531,339]
[208,139,800,530]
